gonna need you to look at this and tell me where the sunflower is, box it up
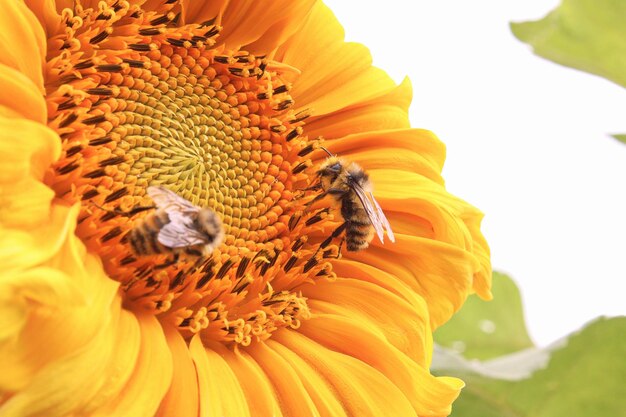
[0,1,491,416]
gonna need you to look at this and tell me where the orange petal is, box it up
[301,277,431,366]
[221,0,315,52]
[155,325,199,417]
[317,128,446,185]
[181,0,228,26]
[296,313,464,417]
[246,340,321,416]
[0,65,47,123]
[53,0,73,12]
[182,0,316,53]
[305,77,412,138]
[24,0,63,39]
[258,341,350,417]
[0,1,46,94]
[346,235,477,330]
[276,1,396,116]
[242,0,316,55]
[272,332,419,417]
[371,169,492,300]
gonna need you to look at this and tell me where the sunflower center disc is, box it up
[43,1,336,345]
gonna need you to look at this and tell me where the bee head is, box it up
[317,156,344,190]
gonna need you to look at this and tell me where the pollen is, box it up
[43,0,338,345]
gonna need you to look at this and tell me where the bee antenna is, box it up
[319,146,333,157]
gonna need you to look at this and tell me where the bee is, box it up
[127,186,224,261]
[310,149,395,252]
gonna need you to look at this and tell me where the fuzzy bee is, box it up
[310,149,395,252]
[127,186,224,260]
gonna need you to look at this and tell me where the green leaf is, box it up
[433,317,626,417]
[434,272,534,360]
[511,0,626,88]
[612,134,626,144]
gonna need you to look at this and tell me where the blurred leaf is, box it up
[612,134,626,144]
[434,272,533,360]
[432,343,557,382]
[434,317,626,417]
[511,0,626,88]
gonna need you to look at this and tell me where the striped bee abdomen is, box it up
[129,211,170,255]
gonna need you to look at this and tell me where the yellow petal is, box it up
[347,236,477,330]
[0,302,141,417]
[0,204,120,393]
[0,267,82,346]
[93,314,172,417]
[277,1,397,116]
[247,340,321,416]
[297,313,464,417]
[211,345,284,417]
[190,336,250,417]
[272,331,419,417]
[0,204,77,291]
[0,113,60,228]
[0,65,47,123]
[85,305,141,415]
[302,277,431,366]
[0,206,134,415]
[155,325,199,417]
[305,77,412,138]
[0,1,46,94]
[0,310,122,417]
[261,341,350,417]
[0,114,59,182]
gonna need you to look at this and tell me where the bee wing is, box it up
[147,186,208,248]
[352,183,395,244]
[158,216,209,248]
[147,186,199,214]
[370,192,395,243]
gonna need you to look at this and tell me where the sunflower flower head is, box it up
[44,0,327,344]
[1,1,491,416]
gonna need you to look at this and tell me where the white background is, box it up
[324,0,626,346]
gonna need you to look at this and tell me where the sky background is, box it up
[323,0,626,346]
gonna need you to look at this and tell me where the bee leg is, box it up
[94,203,155,217]
[294,183,322,199]
[335,235,346,259]
[312,221,349,258]
[155,252,180,269]
[124,205,156,216]
[326,187,347,197]
[304,222,347,273]
[303,191,327,213]
[300,183,322,192]
[304,208,330,226]
[289,191,329,231]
